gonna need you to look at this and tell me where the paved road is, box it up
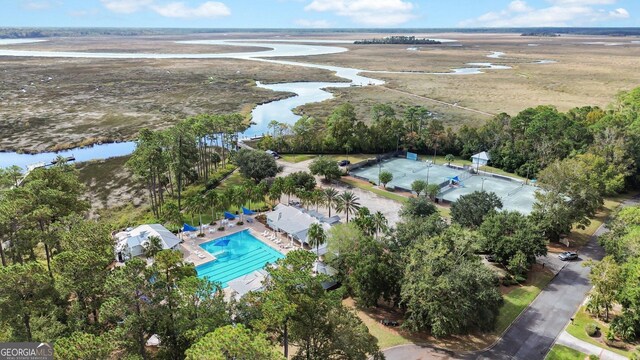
[386,196,640,360]
[475,236,602,360]
[384,239,602,360]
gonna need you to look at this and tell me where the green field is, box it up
[566,306,633,358]
[545,344,585,360]
[280,153,375,164]
[494,270,554,334]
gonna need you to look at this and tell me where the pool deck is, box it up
[180,219,297,267]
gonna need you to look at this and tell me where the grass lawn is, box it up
[344,299,413,350]
[279,153,375,164]
[341,177,452,218]
[545,344,586,360]
[494,267,554,334]
[341,177,409,203]
[566,191,640,248]
[216,170,245,189]
[280,154,317,163]
[566,306,634,358]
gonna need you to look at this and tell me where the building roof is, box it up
[267,204,339,244]
[115,224,181,253]
[472,151,491,161]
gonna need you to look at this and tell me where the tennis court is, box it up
[350,158,462,191]
[439,176,539,214]
[350,156,538,214]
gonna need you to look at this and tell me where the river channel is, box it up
[0,38,549,168]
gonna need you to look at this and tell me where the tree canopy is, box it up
[478,211,547,275]
[185,324,283,360]
[401,226,502,337]
[450,191,503,229]
[235,149,279,183]
[309,156,342,182]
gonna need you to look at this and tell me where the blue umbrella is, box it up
[213,238,230,247]
[182,223,198,232]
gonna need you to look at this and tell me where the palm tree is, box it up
[312,189,325,212]
[323,188,339,217]
[143,235,164,258]
[187,194,208,235]
[184,195,199,226]
[247,181,267,211]
[271,177,285,204]
[298,190,313,211]
[231,185,247,221]
[283,177,296,204]
[205,190,219,224]
[371,211,388,240]
[335,190,361,223]
[307,223,326,259]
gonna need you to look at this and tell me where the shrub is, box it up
[501,274,518,286]
[236,221,244,226]
[589,355,599,360]
[585,323,598,337]
[514,274,527,284]
[217,226,225,231]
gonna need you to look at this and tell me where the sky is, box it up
[2,0,639,28]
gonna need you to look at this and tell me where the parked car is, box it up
[338,159,351,167]
[558,251,578,261]
[265,150,280,159]
[380,319,399,327]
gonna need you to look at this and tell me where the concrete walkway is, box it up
[557,331,627,360]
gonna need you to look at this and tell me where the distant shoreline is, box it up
[1,27,640,38]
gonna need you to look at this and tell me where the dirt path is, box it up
[381,86,496,117]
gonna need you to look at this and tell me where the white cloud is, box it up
[548,0,615,4]
[460,0,630,27]
[100,0,153,14]
[609,7,630,18]
[100,0,230,18]
[151,1,230,18]
[508,0,532,13]
[305,0,416,26]
[295,19,331,28]
[21,0,61,10]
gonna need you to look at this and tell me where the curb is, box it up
[460,263,569,357]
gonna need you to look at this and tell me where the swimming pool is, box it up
[196,230,284,288]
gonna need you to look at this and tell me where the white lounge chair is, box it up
[198,253,206,259]
[208,229,215,233]
[262,230,269,237]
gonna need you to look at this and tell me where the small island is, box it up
[355,36,442,45]
[521,32,560,37]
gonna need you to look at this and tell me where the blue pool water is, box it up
[196,230,284,288]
